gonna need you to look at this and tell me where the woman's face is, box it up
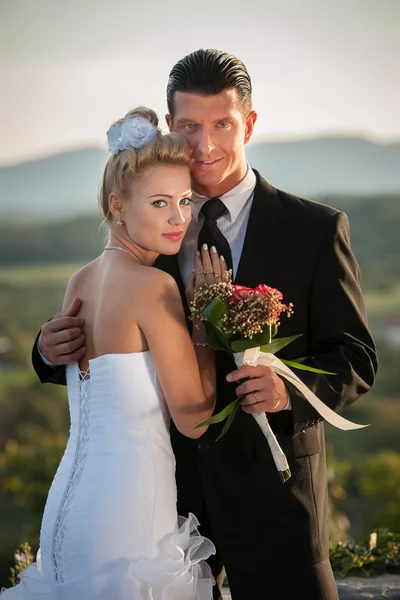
[119,163,192,256]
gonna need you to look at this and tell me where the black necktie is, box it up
[197,197,233,272]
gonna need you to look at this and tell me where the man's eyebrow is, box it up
[175,116,232,124]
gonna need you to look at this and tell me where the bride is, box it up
[1,107,225,599]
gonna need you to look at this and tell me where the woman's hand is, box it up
[185,244,227,304]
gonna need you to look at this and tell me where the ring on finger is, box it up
[205,270,214,274]
[196,270,206,275]
[253,392,260,402]
[214,273,220,278]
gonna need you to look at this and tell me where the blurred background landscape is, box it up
[0,0,399,588]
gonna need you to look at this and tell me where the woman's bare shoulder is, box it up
[136,266,179,292]
[62,258,101,309]
[124,266,181,310]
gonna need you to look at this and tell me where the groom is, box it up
[33,50,377,599]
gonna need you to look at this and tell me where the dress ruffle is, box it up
[1,513,215,599]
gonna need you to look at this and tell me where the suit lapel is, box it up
[235,170,286,287]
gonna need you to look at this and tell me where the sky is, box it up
[0,0,399,165]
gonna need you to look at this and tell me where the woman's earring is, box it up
[116,218,123,226]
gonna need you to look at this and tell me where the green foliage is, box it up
[325,388,400,459]
[196,397,242,427]
[279,358,335,374]
[216,400,242,442]
[1,193,399,291]
[8,529,399,587]
[0,193,399,584]
[327,450,400,542]
[323,194,400,291]
[330,529,400,578]
[368,343,400,396]
[8,542,34,587]
[0,216,104,266]
[357,452,400,533]
[1,435,67,513]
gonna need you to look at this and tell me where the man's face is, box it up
[166,89,257,197]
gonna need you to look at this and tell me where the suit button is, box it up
[197,441,209,452]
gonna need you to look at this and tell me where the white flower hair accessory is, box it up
[107,116,158,154]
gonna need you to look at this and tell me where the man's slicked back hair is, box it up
[167,49,252,116]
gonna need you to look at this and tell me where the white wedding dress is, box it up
[1,353,215,599]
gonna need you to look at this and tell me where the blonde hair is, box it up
[99,106,190,224]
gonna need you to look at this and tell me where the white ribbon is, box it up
[234,349,290,477]
[235,347,369,430]
[234,347,369,480]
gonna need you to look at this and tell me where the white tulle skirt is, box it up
[1,513,215,599]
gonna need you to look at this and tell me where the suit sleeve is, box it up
[32,330,67,386]
[287,211,378,436]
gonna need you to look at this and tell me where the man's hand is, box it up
[226,364,289,413]
[38,298,86,365]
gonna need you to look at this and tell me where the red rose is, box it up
[253,284,283,300]
[231,285,253,302]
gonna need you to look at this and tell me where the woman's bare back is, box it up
[63,254,152,372]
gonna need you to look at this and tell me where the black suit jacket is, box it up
[159,171,377,573]
[32,171,377,576]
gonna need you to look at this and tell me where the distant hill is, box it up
[0,148,108,221]
[246,137,400,197]
[0,138,399,221]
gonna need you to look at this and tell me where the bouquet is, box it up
[190,272,368,483]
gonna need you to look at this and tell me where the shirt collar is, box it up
[190,165,256,223]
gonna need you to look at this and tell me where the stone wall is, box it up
[222,575,400,599]
[336,575,400,599]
